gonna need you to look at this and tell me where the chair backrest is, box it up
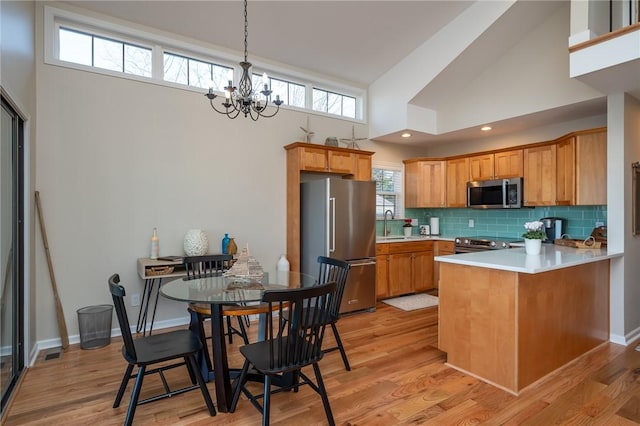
[263,282,337,372]
[108,273,137,361]
[316,256,351,318]
[183,254,233,280]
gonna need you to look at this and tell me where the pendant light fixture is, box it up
[204,0,283,120]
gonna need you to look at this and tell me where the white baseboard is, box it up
[29,315,190,367]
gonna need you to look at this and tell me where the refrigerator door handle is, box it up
[329,197,336,253]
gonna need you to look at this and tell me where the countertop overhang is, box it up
[376,235,455,243]
[435,244,623,274]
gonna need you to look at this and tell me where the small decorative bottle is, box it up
[227,237,238,256]
[222,233,230,254]
[277,254,290,285]
[150,228,159,260]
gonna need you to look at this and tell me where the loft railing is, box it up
[608,0,640,32]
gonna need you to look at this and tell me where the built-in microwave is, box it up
[467,178,523,209]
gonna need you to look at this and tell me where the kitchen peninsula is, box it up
[435,244,622,395]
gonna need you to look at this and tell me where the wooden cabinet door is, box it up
[404,162,421,208]
[469,154,494,181]
[423,161,447,207]
[404,160,446,208]
[387,253,413,297]
[446,157,469,207]
[376,254,389,299]
[300,146,328,171]
[328,150,355,174]
[354,153,372,181]
[494,149,523,179]
[576,130,606,205]
[412,250,434,292]
[556,137,575,205]
[523,144,556,206]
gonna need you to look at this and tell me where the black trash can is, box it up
[77,304,113,349]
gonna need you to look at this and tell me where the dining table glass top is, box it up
[160,271,317,305]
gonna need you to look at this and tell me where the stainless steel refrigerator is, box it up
[300,178,376,314]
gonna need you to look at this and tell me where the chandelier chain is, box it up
[243,0,248,63]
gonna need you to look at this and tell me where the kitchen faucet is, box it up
[383,209,394,236]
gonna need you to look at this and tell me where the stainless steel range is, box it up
[454,236,521,253]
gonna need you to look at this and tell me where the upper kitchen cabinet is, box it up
[285,142,374,273]
[523,144,557,206]
[468,154,494,181]
[494,149,524,179]
[469,150,523,181]
[555,128,608,205]
[446,157,469,207]
[575,128,606,205]
[404,159,447,208]
[287,143,373,177]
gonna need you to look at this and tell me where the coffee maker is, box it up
[540,217,565,243]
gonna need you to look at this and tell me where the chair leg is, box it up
[230,359,251,412]
[330,322,351,371]
[113,363,134,408]
[192,312,213,373]
[312,362,335,426]
[262,374,271,426]
[187,355,216,416]
[237,316,249,344]
[226,316,234,344]
[124,364,146,426]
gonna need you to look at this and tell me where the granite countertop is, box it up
[434,243,623,274]
[376,235,456,244]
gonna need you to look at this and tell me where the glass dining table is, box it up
[160,271,316,413]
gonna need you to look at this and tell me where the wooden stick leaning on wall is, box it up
[35,191,69,350]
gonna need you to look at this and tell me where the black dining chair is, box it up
[281,256,352,370]
[315,256,352,371]
[184,254,249,344]
[230,281,338,426]
[108,274,216,426]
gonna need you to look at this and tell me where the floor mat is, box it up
[382,293,439,311]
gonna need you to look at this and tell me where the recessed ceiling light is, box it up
[401,133,412,138]
[481,126,492,131]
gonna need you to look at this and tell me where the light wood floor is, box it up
[5,302,640,425]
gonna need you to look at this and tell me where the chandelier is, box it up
[205,0,283,120]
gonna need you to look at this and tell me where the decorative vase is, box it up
[524,238,542,255]
[227,237,238,256]
[403,227,412,237]
[183,229,208,256]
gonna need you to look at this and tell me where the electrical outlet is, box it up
[595,221,604,227]
[131,293,140,307]
[469,219,475,228]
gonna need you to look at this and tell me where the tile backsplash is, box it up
[378,206,607,239]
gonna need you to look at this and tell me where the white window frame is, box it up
[43,5,366,122]
[373,161,405,220]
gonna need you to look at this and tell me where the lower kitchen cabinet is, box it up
[376,241,434,298]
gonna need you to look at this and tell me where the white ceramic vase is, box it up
[183,229,209,256]
[524,238,542,255]
[404,227,412,237]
